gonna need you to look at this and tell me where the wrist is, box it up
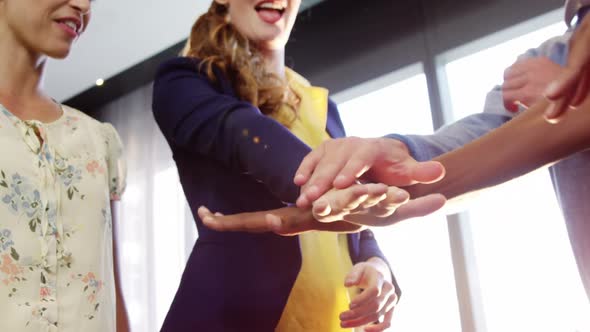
[366,256,392,282]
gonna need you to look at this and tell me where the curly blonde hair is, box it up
[184,2,297,120]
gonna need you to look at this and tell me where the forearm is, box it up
[409,97,590,200]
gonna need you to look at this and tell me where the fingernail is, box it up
[395,189,409,200]
[335,174,347,184]
[346,272,359,285]
[296,195,308,207]
[545,81,559,97]
[507,103,518,113]
[294,174,305,184]
[314,202,331,217]
[545,103,556,118]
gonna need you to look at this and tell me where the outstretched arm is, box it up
[408,97,590,200]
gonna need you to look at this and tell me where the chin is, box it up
[44,46,72,60]
[254,35,288,51]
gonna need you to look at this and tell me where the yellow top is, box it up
[272,69,355,332]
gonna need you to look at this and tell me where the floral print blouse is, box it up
[0,104,126,332]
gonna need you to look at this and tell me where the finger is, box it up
[198,205,214,222]
[312,184,370,221]
[342,188,409,225]
[545,68,580,101]
[383,160,445,186]
[502,89,523,112]
[340,309,382,329]
[503,62,525,80]
[347,283,383,311]
[350,193,446,227]
[371,159,443,188]
[201,208,273,233]
[369,187,410,217]
[298,158,349,208]
[357,183,389,210]
[267,213,364,235]
[294,146,324,186]
[350,278,390,310]
[570,66,590,107]
[363,308,394,332]
[388,193,446,221]
[502,74,527,91]
[344,263,367,288]
[545,83,577,123]
[341,283,393,329]
[332,149,378,189]
[383,288,399,313]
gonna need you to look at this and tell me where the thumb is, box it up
[544,70,577,101]
[411,160,445,184]
[378,159,445,186]
[345,263,366,287]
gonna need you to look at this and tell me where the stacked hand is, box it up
[502,57,562,112]
[544,13,590,122]
[199,137,446,234]
[199,181,433,235]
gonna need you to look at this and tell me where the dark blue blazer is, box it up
[152,57,400,332]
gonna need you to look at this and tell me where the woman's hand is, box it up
[340,258,398,331]
[198,183,390,235]
[199,205,365,235]
[312,185,445,227]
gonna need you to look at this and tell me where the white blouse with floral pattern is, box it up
[0,104,126,332]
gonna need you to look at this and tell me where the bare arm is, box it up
[408,97,590,200]
[111,201,130,332]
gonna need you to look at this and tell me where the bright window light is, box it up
[443,21,590,332]
[335,68,462,332]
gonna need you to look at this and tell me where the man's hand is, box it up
[545,14,590,122]
[502,57,563,112]
[294,137,445,208]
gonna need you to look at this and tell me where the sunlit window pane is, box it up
[336,70,461,331]
[444,21,590,332]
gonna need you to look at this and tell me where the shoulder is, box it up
[61,105,122,145]
[61,105,107,130]
[155,56,203,79]
[153,56,236,97]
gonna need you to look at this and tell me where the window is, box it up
[335,66,462,331]
[442,19,590,331]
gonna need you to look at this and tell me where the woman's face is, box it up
[0,0,92,59]
[215,0,301,51]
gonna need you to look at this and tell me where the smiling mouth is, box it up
[255,2,286,15]
[55,18,82,36]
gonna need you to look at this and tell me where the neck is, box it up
[0,26,47,102]
[260,48,286,79]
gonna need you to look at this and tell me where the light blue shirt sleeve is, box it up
[388,32,572,162]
